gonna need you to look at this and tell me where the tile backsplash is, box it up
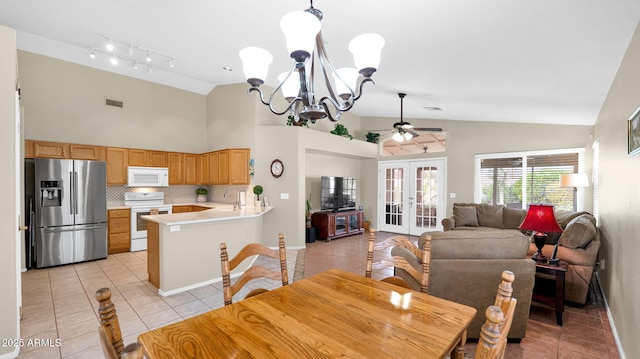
[106,185,252,207]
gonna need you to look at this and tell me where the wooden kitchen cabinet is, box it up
[128,149,167,167]
[69,144,105,160]
[31,140,69,159]
[198,153,210,185]
[172,205,192,213]
[167,152,183,184]
[184,153,198,185]
[229,149,250,184]
[25,140,105,161]
[208,151,220,185]
[218,150,229,184]
[106,147,128,185]
[108,209,130,254]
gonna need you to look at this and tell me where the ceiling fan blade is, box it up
[407,130,420,138]
[412,127,443,132]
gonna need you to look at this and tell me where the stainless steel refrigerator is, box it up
[25,158,107,268]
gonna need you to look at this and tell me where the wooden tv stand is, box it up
[311,209,364,241]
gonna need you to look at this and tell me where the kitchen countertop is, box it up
[141,203,274,226]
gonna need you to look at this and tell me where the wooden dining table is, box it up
[138,268,477,358]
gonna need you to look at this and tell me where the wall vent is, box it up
[105,98,124,108]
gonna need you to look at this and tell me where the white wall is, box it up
[18,51,208,153]
[592,20,640,358]
[0,24,19,358]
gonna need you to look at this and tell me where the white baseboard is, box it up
[596,272,626,359]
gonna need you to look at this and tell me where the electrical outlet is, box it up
[599,259,606,270]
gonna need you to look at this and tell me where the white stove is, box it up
[124,192,172,252]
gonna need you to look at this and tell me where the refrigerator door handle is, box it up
[44,225,104,233]
[69,171,75,215]
[73,171,79,216]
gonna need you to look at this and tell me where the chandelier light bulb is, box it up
[239,47,273,86]
[332,67,360,98]
[280,10,321,62]
[278,71,300,101]
[349,33,385,77]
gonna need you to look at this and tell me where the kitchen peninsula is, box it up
[142,204,274,296]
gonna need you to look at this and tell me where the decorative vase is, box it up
[197,194,207,203]
[255,200,262,208]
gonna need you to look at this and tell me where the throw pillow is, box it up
[453,206,479,227]
[476,204,503,228]
[558,215,596,249]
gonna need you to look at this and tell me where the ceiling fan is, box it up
[370,93,443,142]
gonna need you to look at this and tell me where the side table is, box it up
[532,260,568,325]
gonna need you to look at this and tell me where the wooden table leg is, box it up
[452,329,467,359]
[555,270,565,325]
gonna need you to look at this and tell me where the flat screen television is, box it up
[320,176,357,211]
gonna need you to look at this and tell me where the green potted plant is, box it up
[253,185,263,207]
[196,187,208,203]
[366,132,380,144]
[330,123,353,140]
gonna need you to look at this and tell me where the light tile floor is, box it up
[18,249,298,359]
[18,231,619,358]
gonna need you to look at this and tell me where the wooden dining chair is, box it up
[95,288,145,359]
[220,233,289,306]
[366,229,431,293]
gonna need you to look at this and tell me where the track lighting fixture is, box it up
[89,35,176,74]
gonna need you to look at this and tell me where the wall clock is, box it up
[270,159,284,178]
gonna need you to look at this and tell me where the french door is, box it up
[378,159,446,235]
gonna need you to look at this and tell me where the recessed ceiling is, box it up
[1,0,639,126]
[382,133,446,156]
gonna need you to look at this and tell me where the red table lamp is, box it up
[519,204,563,262]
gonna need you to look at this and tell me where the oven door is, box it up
[130,206,171,239]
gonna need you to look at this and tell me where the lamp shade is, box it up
[280,10,321,61]
[392,132,405,142]
[278,71,300,101]
[519,204,563,233]
[559,173,589,187]
[239,47,273,84]
[332,67,360,97]
[348,33,385,75]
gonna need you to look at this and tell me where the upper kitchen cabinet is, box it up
[207,149,250,185]
[25,140,105,161]
[106,147,127,185]
[183,153,198,185]
[167,152,183,184]
[69,144,105,161]
[198,153,210,185]
[228,149,250,184]
[128,149,167,167]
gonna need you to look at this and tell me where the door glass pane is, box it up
[415,166,438,229]
[335,215,347,234]
[384,167,403,226]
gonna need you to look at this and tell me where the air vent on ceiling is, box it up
[105,98,124,108]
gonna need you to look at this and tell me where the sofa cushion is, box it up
[475,204,504,228]
[425,229,529,259]
[559,215,597,249]
[503,207,525,229]
[453,206,479,227]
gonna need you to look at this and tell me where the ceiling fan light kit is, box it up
[371,93,444,143]
[239,0,384,123]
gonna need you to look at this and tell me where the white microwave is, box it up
[127,166,169,187]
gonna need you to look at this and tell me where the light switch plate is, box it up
[170,225,180,232]
[280,193,289,199]
[450,193,456,198]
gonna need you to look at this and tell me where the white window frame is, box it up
[474,147,586,210]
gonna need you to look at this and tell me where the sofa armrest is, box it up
[442,216,455,231]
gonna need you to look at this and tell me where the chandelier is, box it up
[238,1,384,123]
